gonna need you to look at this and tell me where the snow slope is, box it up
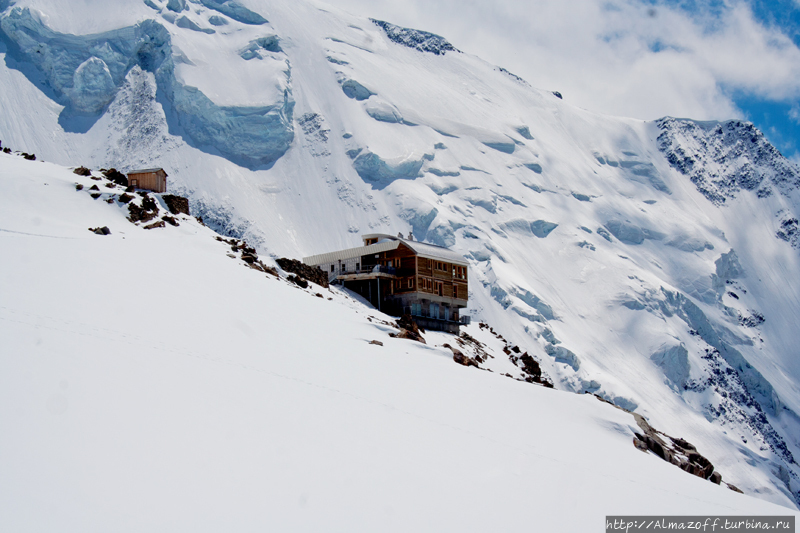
[1,0,800,510]
[1,151,798,531]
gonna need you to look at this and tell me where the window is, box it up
[356,262,360,271]
[408,278,414,289]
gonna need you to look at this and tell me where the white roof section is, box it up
[303,235,468,267]
[303,240,401,266]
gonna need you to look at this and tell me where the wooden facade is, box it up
[303,234,469,333]
[127,168,168,193]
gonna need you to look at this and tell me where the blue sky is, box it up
[666,0,800,159]
[325,0,800,162]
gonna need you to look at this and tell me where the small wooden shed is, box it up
[127,168,168,193]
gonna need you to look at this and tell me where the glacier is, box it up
[0,5,293,165]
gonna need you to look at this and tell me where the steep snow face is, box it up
[2,153,798,530]
[2,0,800,510]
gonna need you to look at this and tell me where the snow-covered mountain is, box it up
[2,145,797,531]
[2,0,800,514]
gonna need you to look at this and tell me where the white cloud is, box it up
[318,0,800,122]
[790,104,800,124]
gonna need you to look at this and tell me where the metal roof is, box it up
[303,240,401,266]
[303,235,468,266]
[127,168,167,175]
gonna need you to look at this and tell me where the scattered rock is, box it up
[163,194,190,215]
[141,195,157,212]
[276,257,329,288]
[369,340,384,346]
[631,412,723,484]
[727,483,744,493]
[75,183,84,191]
[128,203,157,223]
[390,328,427,344]
[102,168,128,186]
[287,274,309,288]
[73,166,92,176]
[143,220,165,230]
[89,226,111,235]
[392,315,426,343]
[452,351,479,367]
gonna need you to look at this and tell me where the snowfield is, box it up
[2,0,800,520]
[1,152,797,531]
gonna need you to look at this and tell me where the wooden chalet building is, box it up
[127,168,168,193]
[303,234,469,333]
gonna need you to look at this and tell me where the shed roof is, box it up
[303,235,468,267]
[128,168,167,176]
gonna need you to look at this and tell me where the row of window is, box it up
[421,259,467,280]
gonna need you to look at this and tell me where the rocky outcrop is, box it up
[276,257,328,288]
[656,117,800,205]
[632,412,732,488]
[162,194,190,215]
[370,19,458,55]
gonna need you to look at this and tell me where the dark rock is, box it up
[22,152,36,160]
[633,435,649,452]
[287,274,308,288]
[552,91,563,99]
[75,184,84,191]
[162,215,179,226]
[276,257,329,288]
[106,197,115,204]
[143,220,165,230]
[727,483,744,493]
[670,437,696,452]
[102,168,128,186]
[89,184,100,191]
[2,147,9,154]
[453,352,479,367]
[369,340,384,346]
[90,193,101,199]
[390,328,427,344]
[397,314,422,336]
[128,203,157,223]
[241,253,257,263]
[118,193,134,204]
[125,186,135,193]
[105,182,116,188]
[73,166,92,176]
[89,226,111,235]
[141,196,157,212]
[163,194,190,215]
